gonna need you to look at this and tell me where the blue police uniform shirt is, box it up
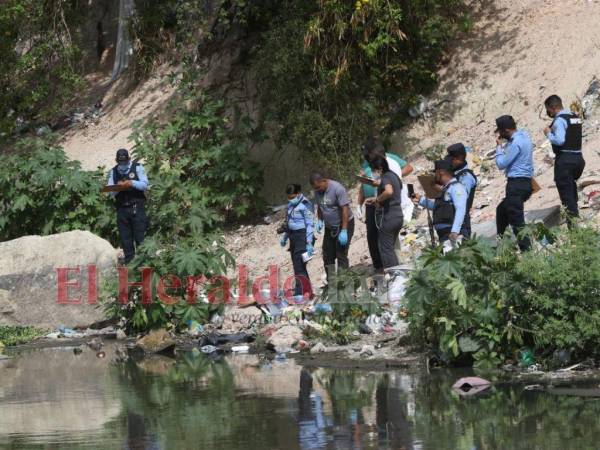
[455,165,477,196]
[419,178,467,233]
[495,129,534,178]
[546,108,580,152]
[284,194,315,244]
[107,162,149,198]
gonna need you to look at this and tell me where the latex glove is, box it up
[338,229,348,247]
[280,235,288,247]
[306,244,314,257]
[316,220,324,234]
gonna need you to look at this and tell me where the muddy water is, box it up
[1,344,600,450]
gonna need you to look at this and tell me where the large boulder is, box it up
[0,231,117,329]
[472,205,561,242]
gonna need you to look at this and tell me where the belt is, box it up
[118,200,145,208]
[558,150,583,154]
[507,177,532,181]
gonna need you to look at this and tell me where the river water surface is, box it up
[1,344,600,449]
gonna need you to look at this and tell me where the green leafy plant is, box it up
[103,79,263,332]
[0,137,117,243]
[0,325,46,346]
[405,226,600,368]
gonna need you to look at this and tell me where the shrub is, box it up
[103,81,263,332]
[0,137,117,243]
[0,1,84,139]
[405,226,600,368]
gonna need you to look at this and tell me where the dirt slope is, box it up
[224,0,600,285]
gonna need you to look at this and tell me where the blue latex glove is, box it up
[316,220,324,234]
[280,235,288,247]
[338,229,348,246]
[306,244,314,257]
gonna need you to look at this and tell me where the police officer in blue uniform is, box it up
[413,159,468,243]
[446,143,477,238]
[494,115,534,251]
[280,184,314,299]
[543,95,586,221]
[107,148,149,264]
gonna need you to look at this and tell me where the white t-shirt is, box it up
[386,157,414,223]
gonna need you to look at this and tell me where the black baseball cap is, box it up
[433,159,453,172]
[446,143,466,158]
[495,115,516,132]
[116,148,130,162]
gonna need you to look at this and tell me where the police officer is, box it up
[412,159,467,243]
[494,115,534,251]
[446,143,477,237]
[107,148,149,264]
[543,95,586,221]
[280,184,314,300]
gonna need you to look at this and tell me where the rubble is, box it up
[266,325,303,353]
[136,329,176,354]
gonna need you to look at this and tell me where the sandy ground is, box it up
[60,67,176,170]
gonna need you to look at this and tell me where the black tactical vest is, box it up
[550,113,582,154]
[112,161,146,207]
[433,180,458,226]
[454,166,478,211]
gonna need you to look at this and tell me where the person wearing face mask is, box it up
[279,184,314,300]
[494,115,534,251]
[364,156,404,269]
[310,172,354,283]
[543,95,585,222]
[412,159,467,244]
[107,148,149,264]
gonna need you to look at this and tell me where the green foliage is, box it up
[316,269,381,344]
[0,137,117,242]
[406,227,600,368]
[0,325,45,346]
[251,0,468,176]
[0,0,84,139]
[103,79,262,332]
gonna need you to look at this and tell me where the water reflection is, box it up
[2,346,600,449]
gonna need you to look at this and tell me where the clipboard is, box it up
[417,174,442,199]
[532,178,541,194]
[102,184,129,193]
[356,174,377,185]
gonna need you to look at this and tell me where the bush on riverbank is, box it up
[405,226,600,369]
[0,325,46,347]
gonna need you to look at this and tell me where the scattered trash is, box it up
[524,384,544,391]
[231,345,250,353]
[116,329,127,340]
[452,377,491,396]
[201,345,218,354]
[310,342,327,354]
[275,352,287,361]
[519,348,536,368]
[313,303,333,314]
[87,337,103,351]
[187,320,204,337]
[360,344,376,357]
[73,347,83,355]
[96,351,106,359]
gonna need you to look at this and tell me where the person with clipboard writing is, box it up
[105,148,149,264]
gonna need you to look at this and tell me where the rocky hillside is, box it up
[56,0,600,285]
[222,0,600,284]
